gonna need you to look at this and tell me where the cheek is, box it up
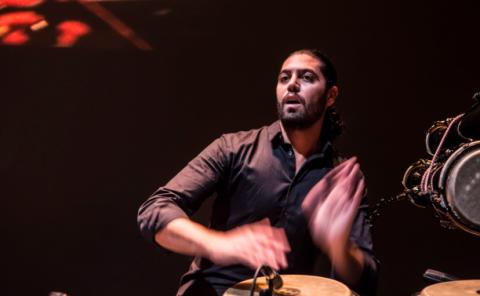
[308,86,326,100]
[276,84,284,101]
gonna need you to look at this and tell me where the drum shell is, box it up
[437,140,480,235]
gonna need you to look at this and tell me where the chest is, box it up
[218,143,331,227]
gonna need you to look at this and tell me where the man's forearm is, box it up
[154,218,291,270]
[154,217,218,258]
[330,241,365,287]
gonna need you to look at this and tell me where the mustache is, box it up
[282,93,305,105]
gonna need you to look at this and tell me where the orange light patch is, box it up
[56,20,91,47]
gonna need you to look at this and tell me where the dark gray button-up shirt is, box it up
[137,121,378,296]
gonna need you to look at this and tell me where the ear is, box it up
[326,86,338,108]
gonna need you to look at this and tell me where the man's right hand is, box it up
[155,217,290,271]
[205,219,291,270]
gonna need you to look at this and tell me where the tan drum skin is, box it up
[420,280,480,296]
[223,274,352,296]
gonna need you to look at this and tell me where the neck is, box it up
[280,117,324,157]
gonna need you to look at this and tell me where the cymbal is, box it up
[420,280,480,296]
[223,274,352,296]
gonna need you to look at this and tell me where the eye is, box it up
[278,73,290,83]
[302,73,315,82]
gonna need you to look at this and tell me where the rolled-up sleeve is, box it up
[137,136,230,244]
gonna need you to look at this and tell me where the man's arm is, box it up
[137,137,228,245]
[155,217,290,270]
[302,157,378,291]
[138,135,290,271]
[336,203,379,296]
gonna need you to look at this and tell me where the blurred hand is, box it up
[302,157,365,258]
[206,219,291,271]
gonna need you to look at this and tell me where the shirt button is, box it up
[288,150,293,157]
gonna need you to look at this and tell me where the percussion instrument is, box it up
[223,274,352,296]
[403,140,480,235]
[419,279,480,296]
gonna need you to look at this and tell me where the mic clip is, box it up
[259,266,283,296]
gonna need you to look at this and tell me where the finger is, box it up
[302,158,359,217]
[323,168,361,216]
[246,253,262,270]
[250,219,275,239]
[257,218,271,226]
[337,179,365,234]
[251,235,284,270]
[331,157,358,180]
[269,248,282,270]
[258,246,279,270]
[324,184,351,216]
[348,177,365,214]
[253,228,290,255]
[250,227,290,269]
[244,234,269,270]
[309,157,356,192]
[261,236,288,270]
[324,157,357,186]
[278,248,289,269]
[302,178,331,217]
[272,227,291,252]
[251,223,281,245]
[342,163,362,199]
[346,161,363,181]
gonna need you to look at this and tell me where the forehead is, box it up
[280,53,322,74]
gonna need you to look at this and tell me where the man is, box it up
[137,49,378,296]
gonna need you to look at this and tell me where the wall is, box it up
[3,1,480,295]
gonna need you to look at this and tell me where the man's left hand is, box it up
[302,156,365,259]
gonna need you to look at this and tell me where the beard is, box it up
[276,93,327,130]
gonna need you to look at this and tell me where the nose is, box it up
[287,76,300,93]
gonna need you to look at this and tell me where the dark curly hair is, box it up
[288,49,345,141]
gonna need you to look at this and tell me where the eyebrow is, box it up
[279,69,319,76]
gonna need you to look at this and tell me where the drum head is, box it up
[420,279,480,296]
[441,141,480,231]
[223,274,351,296]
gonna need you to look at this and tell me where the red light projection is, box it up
[0,1,152,49]
[2,28,27,45]
[0,0,44,8]
[0,11,45,45]
[0,11,44,26]
[56,20,90,47]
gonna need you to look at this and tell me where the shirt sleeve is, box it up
[331,194,380,296]
[137,136,230,244]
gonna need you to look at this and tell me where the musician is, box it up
[137,49,378,296]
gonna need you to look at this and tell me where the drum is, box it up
[402,140,480,236]
[223,274,352,296]
[419,279,480,296]
[438,140,480,235]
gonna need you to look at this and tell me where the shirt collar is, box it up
[267,120,283,142]
[267,120,334,156]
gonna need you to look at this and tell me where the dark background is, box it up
[2,0,480,295]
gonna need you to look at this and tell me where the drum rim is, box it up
[223,274,352,296]
[439,140,480,232]
[421,279,480,294]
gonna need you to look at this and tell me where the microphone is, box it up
[260,265,283,290]
[250,265,284,296]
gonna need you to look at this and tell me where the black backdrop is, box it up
[2,0,480,295]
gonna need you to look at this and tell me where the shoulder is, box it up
[218,123,274,151]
